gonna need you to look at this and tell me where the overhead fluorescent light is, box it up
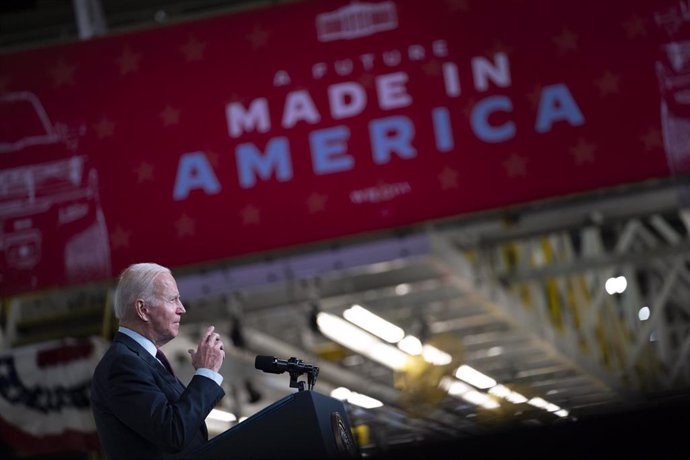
[545,403,560,412]
[348,392,384,409]
[462,390,500,409]
[398,335,423,355]
[317,313,409,369]
[331,387,352,401]
[489,384,528,404]
[455,365,497,389]
[505,391,528,404]
[527,397,549,409]
[488,384,510,398]
[331,387,383,409]
[439,376,472,396]
[422,344,452,366]
[371,341,409,369]
[440,377,499,409]
[343,304,405,343]
[317,312,378,351]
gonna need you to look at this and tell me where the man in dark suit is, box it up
[91,262,226,459]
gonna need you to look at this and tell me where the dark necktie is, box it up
[156,349,175,376]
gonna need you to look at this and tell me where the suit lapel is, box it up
[112,332,207,441]
[114,333,186,393]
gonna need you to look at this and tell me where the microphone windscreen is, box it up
[254,355,277,372]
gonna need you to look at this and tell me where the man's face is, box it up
[147,272,185,346]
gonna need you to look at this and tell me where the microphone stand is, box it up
[286,357,320,392]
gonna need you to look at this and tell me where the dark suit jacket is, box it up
[91,332,225,460]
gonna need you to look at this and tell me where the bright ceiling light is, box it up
[638,306,650,321]
[317,312,378,352]
[462,390,500,409]
[489,384,528,404]
[370,342,409,369]
[555,409,569,417]
[331,386,383,409]
[605,276,627,295]
[422,344,452,366]
[488,384,510,398]
[527,397,549,409]
[397,335,423,355]
[439,376,472,396]
[455,365,497,389]
[395,283,411,295]
[617,276,627,293]
[317,313,409,370]
[347,392,384,409]
[486,346,503,357]
[505,391,528,404]
[343,304,405,343]
[441,377,499,409]
[331,387,352,401]
[604,277,617,294]
[545,403,560,412]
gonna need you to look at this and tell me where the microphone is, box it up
[254,355,316,375]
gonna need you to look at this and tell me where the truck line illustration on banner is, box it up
[655,0,690,175]
[0,92,111,293]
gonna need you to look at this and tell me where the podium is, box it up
[192,391,360,459]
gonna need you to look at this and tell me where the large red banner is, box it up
[1,0,688,296]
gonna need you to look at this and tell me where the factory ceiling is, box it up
[2,0,690,454]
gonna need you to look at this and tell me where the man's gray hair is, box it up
[113,263,171,320]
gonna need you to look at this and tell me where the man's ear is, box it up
[135,299,149,322]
